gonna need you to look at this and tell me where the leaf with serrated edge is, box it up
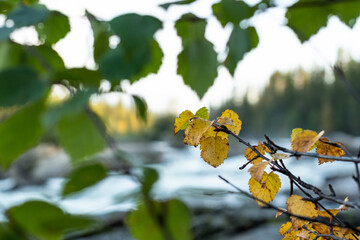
[280,222,292,235]
[286,195,319,229]
[174,110,194,135]
[195,106,209,120]
[200,135,229,168]
[248,172,281,207]
[248,161,268,182]
[316,138,346,165]
[291,129,324,152]
[220,109,242,135]
[245,143,267,165]
[183,118,212,147]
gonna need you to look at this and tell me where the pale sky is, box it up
[7,0,360,114]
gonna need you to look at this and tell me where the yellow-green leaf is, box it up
[195,106,209,120]
[174,110,194,135]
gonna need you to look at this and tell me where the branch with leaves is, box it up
[175,107,360,240]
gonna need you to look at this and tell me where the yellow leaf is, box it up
[249,172,281,207]
[280,222,292,235]
[291,130,324,153]
[219,109,242,137]
[245,143,267,165]
[311,222,330,236]
[283,232,300,240]
[318,209,340,221]
[286,195,319,229]
[200,135,229,168]
[216,117,236,126]
[174,110,194,135]
[183,118,212,147]
[316,138,346,165]
[248,161,268,182]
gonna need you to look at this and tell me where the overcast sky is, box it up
[8,0,360,113]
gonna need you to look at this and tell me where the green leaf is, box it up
[175,14,206,44]
[195,107,209,120]
[0,27,15,41]
[42,90,93,128]
[62,162,107,197]
[54,68,102,88]
[133,95,148,122]
[141,167,159,194]
[7,201,94,240]
[99,39,163,83]
[160,0,197,10]
[56,110,107,161]
[36,10,70,45]
[0,66,48,107]
[0,1,14,14]
[212,0,255,27]
[100,14,163,83]
[177,40,218,99]
[0,41,24,70]
[330,1,360,27]
[7,4,49,28]
[34,44,66,71]
[86,11,110,63]
[109,13,162,48]
[225,26,259,75]
[127,199,192,240]
[175,14,218,98]
[0,100,45,169]
[286,1,330,42]
[0,223,23,240]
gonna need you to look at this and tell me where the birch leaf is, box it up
[183,118,212,147]
[200,135,229,168]
[248,161,268,182]
[286,194,319,229]
[174,110,194,135]
[291,129,324,152]
[249,172,281,207]
[316,138,346,164]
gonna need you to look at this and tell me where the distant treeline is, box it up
[212,60,360,137]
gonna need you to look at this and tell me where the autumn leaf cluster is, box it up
[175,108,359,240]
[175,107,241,167]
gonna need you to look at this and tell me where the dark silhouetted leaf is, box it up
[8,4,49,28]
[36,10,70,45]
[177,40,218,99]
[225,26,258,75]
[175,14,218,99]
[7,201,94,240]
[0,66,48,107]
[212,0,255,27]
[42,90,93,128]
[99,39,163,83]
[54,68,102,88]
[0,100,45,169]
[141,167,159,194]
[86,11,110,63]
[62,162,107,196]
[160,0,196,10]
[110,13,162,48]
[57,110,106,161]
[132,95,148,122]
